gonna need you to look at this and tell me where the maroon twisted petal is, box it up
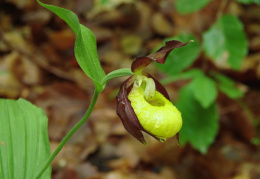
[131,40,190,73]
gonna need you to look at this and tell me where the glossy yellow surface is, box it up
[128,88,182,140]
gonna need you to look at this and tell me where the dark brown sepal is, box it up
[116,75,162,144]
[148,40,189,64]
[131,56,153,74]
[116,76,146,144]
[131,40,190,73]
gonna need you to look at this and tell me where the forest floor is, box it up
[0,0,260,178]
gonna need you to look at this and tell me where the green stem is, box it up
[35,88,100,179]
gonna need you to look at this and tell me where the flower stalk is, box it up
[35,89,100,179]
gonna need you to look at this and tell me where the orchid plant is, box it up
[34,1,190,178]
[0,1,191,179]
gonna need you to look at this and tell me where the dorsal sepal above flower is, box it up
[131,40,190,73]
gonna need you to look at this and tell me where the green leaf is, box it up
[176,85,219,154]
[202,15,248,70]
[211,71,234,86]
[175,0,212,14]
[101,68,133,85]
[160,68,203,85]
[37,0,105,91]
[219,84,244,99]
[36,0,79,34]
[191,73,217,108]
[101,0,109,5]
[236,0,260,4]
[156,34,200,76]
[75,25,106,91]
[211,72,244,99]
[0,98,51,179]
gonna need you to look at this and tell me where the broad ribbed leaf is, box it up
[0,98,51,179]
[203,15,248,70]
[176,85,219,154]
[37,0,105,91]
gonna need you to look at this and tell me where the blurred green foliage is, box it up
[190,72,217,108]
[176,0,260,14]
[101,0,109,4]
[211,72,244,99]
[236,0,260,4]
[155,0,251,153]
[176,85,219,154]
[175,0,212,14]
[203,15,248,70]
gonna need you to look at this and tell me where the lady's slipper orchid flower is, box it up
[116,40,190,144]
